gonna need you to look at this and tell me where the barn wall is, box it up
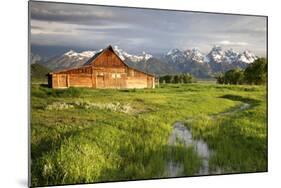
[51,74,66,88]
[93,67,127,89]
[50,70,155,89]
[126,76,155,89]
[125,68,155,89]
[147,76,155,88]
[68,74,93,88]
[126,77,147,88]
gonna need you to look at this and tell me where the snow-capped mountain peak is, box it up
[113,45,153,62]
[207,46,257,64]
[207,46,226,63]
[165,48,187,63]
[45,49,101,71]
[142,51,153,61]
[165,48,206,64]
[64,50,99,59]
[163,45,258,74]
[64,50,76,56]
[224,49,240,63]
[237,50,257,64]
[184,48,205,63]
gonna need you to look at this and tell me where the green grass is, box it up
[31,83,267,187]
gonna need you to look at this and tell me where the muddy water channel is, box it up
[166,122,211,177]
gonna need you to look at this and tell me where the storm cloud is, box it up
[30,1,267,56]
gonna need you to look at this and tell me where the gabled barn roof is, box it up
[83,51,102,66]
[83,45,118,66]
[84,45,154,77]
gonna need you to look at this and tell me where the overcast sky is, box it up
[30,1,267,56]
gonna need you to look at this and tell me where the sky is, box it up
[30,1,267,58]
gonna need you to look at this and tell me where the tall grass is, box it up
[31,83,267,186]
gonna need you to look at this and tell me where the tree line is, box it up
[215,58,267,85]
[159,73,194,84]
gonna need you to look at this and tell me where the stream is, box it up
[166,122,211,177]
[165,102,251,177]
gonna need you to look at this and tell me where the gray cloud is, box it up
[30,1,267,56]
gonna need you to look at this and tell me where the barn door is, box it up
[96,75,105,88]
[58,74,68,88]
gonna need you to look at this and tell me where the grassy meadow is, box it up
[30,82,267,187]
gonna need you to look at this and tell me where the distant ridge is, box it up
[39,45,258,78]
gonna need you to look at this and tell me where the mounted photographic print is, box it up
[29,1,268,187]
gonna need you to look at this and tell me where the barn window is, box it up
[127,69,134,77]
[112,73,121,79]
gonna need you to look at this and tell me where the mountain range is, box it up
[33,45,258,78]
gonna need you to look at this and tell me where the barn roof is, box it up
[49,45,155,77]
[83,51,102,66]
[84,45,155,76]
[83,45,116,66]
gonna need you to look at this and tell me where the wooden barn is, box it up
[47,45,155,89]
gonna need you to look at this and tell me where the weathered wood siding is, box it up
[68,74,93,88]
[93,49,126,68]
[125,69,154,89]
[49,48,155,89]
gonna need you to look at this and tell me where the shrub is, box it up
[224,69,244,85]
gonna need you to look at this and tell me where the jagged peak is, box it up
[165,45,257,65]
[112,45,153,62]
